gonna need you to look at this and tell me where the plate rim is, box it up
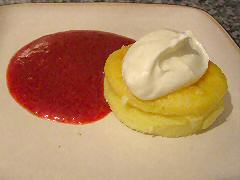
[0,2,239,51]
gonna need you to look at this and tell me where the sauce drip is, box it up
[7,30,135,124]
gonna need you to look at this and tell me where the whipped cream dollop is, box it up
[122,29,209,100]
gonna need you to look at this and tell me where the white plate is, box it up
[0,3,239,180]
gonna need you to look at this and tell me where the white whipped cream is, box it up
[122,29,209,100]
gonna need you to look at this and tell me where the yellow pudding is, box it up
[104,46,228,137]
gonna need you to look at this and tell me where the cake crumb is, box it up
[78,132,82,136]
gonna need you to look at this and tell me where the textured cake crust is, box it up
[104,79,224,137]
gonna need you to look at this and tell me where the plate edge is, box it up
[0,2,239,51]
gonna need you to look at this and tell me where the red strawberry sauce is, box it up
[7,30,134,124]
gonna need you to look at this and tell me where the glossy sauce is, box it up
[7,30,135,124]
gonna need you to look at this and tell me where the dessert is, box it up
[104,29,228,137]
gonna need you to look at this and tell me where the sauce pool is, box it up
[7,30,135,124]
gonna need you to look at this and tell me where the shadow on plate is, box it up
[198,91,233,134]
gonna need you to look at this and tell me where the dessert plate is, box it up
[0,3,239,180]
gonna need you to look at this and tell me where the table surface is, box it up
[0,0,239,46]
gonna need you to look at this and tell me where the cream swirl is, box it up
[122,29,209,100]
